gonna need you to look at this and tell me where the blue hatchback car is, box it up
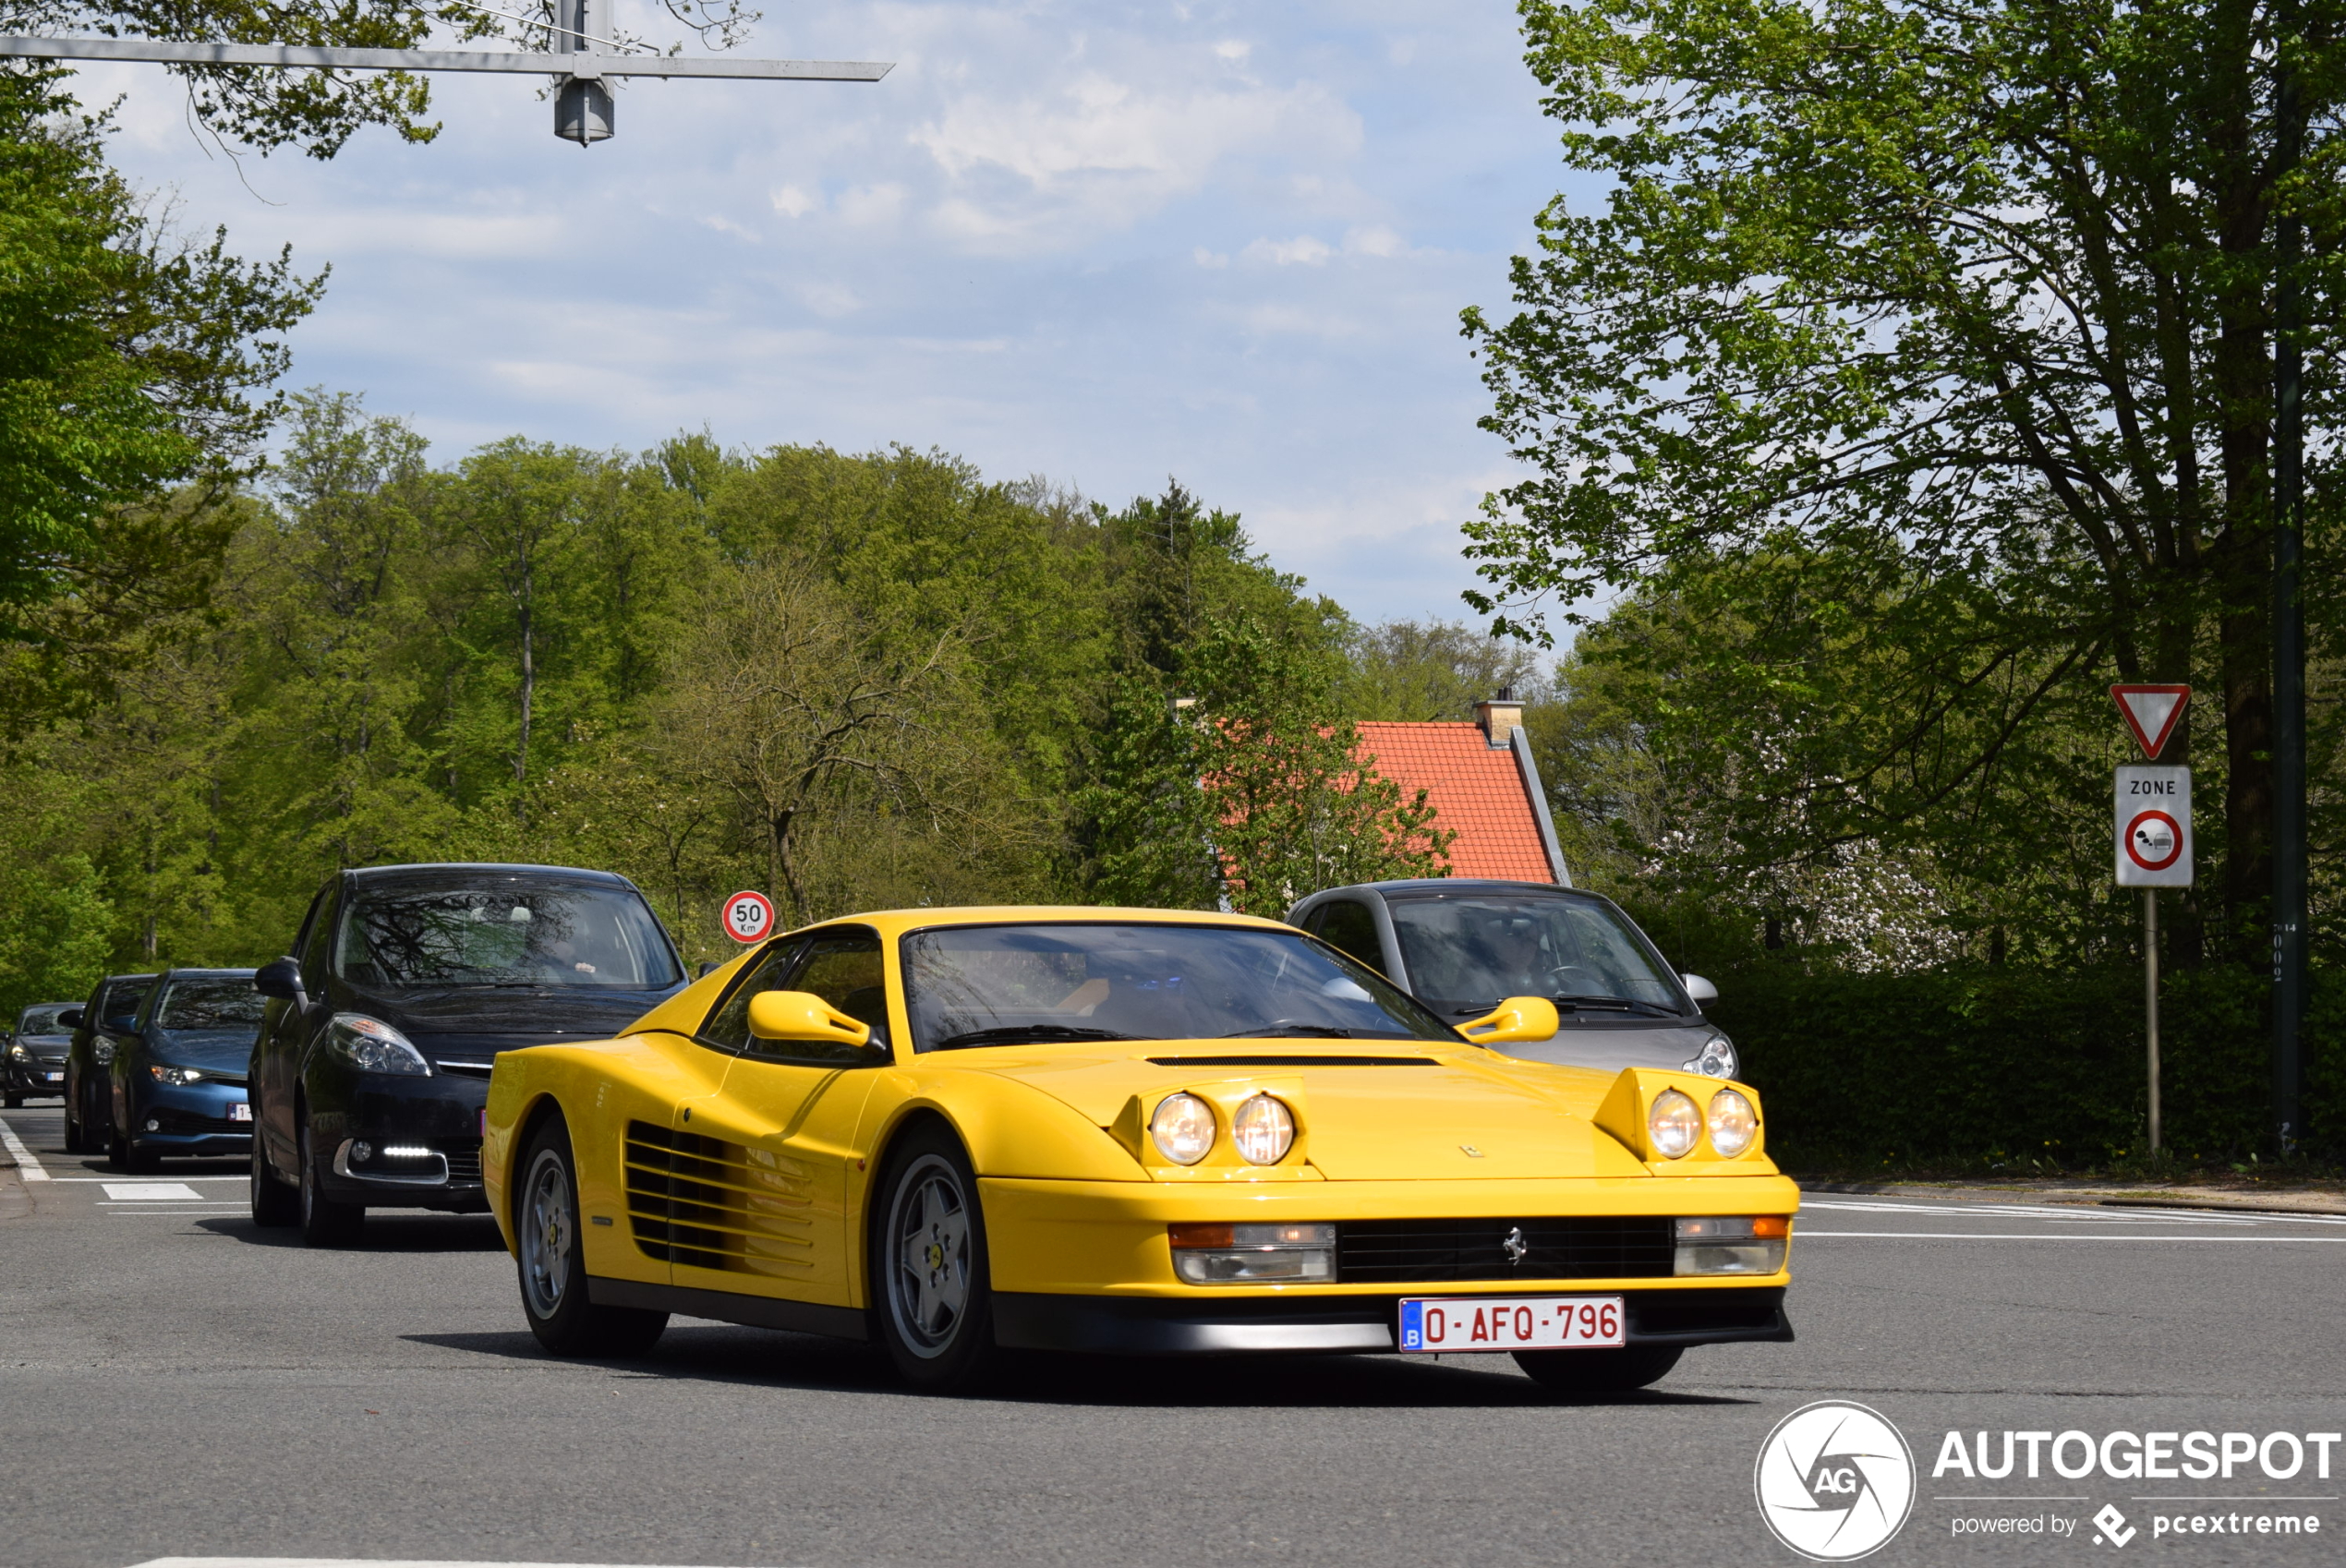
[107,969,261,1171]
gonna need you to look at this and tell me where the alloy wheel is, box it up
[886,1153,972,1357]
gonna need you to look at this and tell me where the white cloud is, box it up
[770,184,820,218]
[1344,224,1405,257]
[1215,40,1252,61]
[1193,247,1229,268]
[836,182,909,225]
[1245,235,1333,266]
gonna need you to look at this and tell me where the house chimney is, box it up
[1475,687,1523,748]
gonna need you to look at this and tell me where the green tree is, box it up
[0,66,317,713]
[1464,0,2346,949]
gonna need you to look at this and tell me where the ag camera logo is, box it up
[1755,1401,1917,1561]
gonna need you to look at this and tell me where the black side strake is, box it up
[1143,1055,1442,1067]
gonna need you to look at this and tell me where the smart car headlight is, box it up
[1230,1093,1295,1165]
[1649,1088,1701,1159]
[1707,1088,1758,1158]
[321,1014,431,1077]
[148,1064,205,1085]
[1682,1034,1738,1079]
[1149,1092,1215,1164]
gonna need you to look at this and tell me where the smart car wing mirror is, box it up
[1457,995,1561,1045]
[57,1007,84,1030]
[1681,973,1719,1005]
[254,957,305,1002]
[747,989,874,1051]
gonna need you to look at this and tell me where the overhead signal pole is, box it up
[0,9,890,146]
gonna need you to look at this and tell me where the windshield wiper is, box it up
[932,1024,1144,1050]
[1550,994,1681,1017]
[1215,1024,1354,1039]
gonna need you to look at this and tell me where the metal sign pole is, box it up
[0,35,890,145]
[2146,888,2160,1156]
[2272,15,2309,1155]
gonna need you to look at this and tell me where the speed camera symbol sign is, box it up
[2116,766,2192,887]
[722,890,776,943]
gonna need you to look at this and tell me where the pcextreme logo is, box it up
[1754,1401,1917,1562]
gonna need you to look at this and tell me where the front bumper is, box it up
[5,1059,67,1094]
[127,1081,251,1156]
[992,1285,1793,1356]
[305,1066,490,1212]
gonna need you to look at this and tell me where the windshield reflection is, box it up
[336,881,681,989]
[1385,894,1685,1018]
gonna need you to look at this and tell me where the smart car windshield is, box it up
[902,922,1458,1051]
[1385,893,1686,1019]
[157,980,266,1031]
[336,880,682,989]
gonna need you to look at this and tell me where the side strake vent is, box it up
[623,1119,816,1277]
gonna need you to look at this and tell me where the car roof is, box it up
[798,905,1293,937]
[1310,879,1602,899]
[346,862,633,885]
[153,968,258,981]
[102,972,161,984]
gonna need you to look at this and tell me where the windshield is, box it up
[336,880,682,989]
[1385,894,1686,1019]
[157,979,266,1031]
[17,1006,71,1035]
[901,922,1458,1051]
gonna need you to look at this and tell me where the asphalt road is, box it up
[4,1102,2341,1568]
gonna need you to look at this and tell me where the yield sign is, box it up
[2110,684,2191,760]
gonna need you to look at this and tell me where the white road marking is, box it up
[54,1176,245,1182]
[1801,1196,2346,1225]
[102,1182,203,1200]
[126,1559,769,1567]
[0,1116,49,1179]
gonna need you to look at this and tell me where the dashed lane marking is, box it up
[0,1116,49,1179]
[125,1558,770,1567]
[102,1182,204,1200]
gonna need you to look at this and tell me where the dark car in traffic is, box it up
[103,969,261,1171]
[63,973,159,1153]
[6,1003,78,1106]
[1288,879,1740,1080]
[249,862,687,1244]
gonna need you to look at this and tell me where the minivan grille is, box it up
[1336,1217,1675,1284]
[623,1119,815,1278]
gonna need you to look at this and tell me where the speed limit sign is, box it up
[721,889,776,944]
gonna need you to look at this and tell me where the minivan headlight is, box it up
[1682,1034,1737,1079]
[321,1014,431,1076]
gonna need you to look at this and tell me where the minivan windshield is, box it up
[1385,893,1686,1019]
[336,880,682,989]
[157,979,267,1031]
[901,922,1458,1051]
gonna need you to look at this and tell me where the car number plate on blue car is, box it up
[228,1103,252,1122]
[1397,1294,1625,1352]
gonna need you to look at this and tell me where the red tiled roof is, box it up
[1356,722,1555,883]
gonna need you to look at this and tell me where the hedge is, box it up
[1701,964,2341,1171]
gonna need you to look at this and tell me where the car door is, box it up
[668,927,886,1310]
[256,885,333,1173]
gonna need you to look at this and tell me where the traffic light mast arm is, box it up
[0,36,891,80]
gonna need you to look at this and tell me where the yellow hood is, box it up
[962,1041,1646,1180]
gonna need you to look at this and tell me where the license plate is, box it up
[44,1072,63,1082]
[1397,1295,1626,1352]
[227,1103,252,1122]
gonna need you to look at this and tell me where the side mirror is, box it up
[1681,973,1719,1005]
[254,958,305,1002]
[1458,995,1561,1045]
[747,990,874,1050]
[57,1007,84,1031]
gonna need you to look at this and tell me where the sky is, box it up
[62,1,1572,626]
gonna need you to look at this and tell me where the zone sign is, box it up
[2116,766,2193,887]
[721,889,776,944]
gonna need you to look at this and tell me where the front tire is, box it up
[515,1112,667,1357]
[1512,1345,1682,1395]
[297,1115,365,1247]
[124,1141,161,1175]
[4,1092,20,1109]
[871,1123,998,1393]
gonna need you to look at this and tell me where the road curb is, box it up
[1801,1178,2346,1217]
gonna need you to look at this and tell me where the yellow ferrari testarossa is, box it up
[483,906,1797,1393]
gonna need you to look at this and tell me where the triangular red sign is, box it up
[2111,684,2190,759]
